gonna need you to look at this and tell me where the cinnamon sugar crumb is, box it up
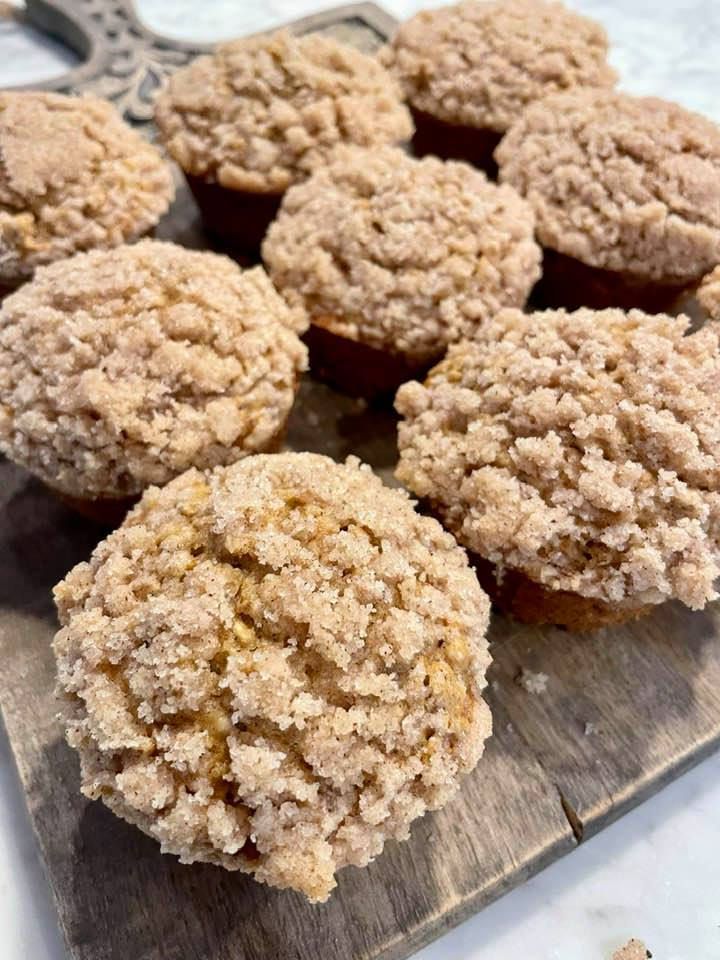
[612,940,651,960]
[53,453,492,902]
[497,89,720,282]
[0,240,307,500]
[382,0,616,132]
[154,31,412,194]
[698,265,720,320]
[0,92,174,283]
[263,147,540,362]
[396,307,720,610]
[516,670,548,694]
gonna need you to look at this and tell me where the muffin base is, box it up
[472,554,651,632]
[52,490,139,526]
[305,317,431,400]
[0,278,23,300]
[410,106,502,178]
[185,174,282,255]
[530,248,691,313]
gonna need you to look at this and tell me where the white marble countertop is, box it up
[1,2,720,958]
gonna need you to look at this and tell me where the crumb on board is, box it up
[516,669,549,694]
[612,939,652,960]
[584,721,598,736]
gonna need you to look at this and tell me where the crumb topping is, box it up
[53,453,492,901]
[0,92,174,282]
[612,941,651,960]
[154,31,412,194]
[698,265,720,320]
[516,669,548,694]
[396,307,720,609]
[0,240,307,500]
[262,147,540,362]
[382,0,616,132]
[497,89,720,282]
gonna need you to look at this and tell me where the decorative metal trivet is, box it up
[14,0,396,123]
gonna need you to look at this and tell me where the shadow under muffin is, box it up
[409,106,503,179]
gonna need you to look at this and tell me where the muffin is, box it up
[497,89,720,311]
[0,91,174,293]
[0,240,307,522]
[382,0,616,177]
[396,307,720,632]
[698,265,720,322]
[53,452,493,902]
[154,31,413,252]
[263,147,541,398]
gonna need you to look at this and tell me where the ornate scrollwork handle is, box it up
[18,0,396,125]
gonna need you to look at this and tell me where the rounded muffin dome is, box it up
[53,453,492,902]
[496,89,720,282]
[0,92,174,283]
[396,307,720,611]
[0,240,308,500]
[154,30,413,194]
[263,147,541,362]
[382,0,616,132]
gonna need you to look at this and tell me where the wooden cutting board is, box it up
[2,3,720,959]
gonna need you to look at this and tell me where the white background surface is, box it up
[1,2,720,958]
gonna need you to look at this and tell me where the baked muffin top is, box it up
[263,147,541,362]
[698,265,720,320]
[53,452,492,902]
[0,240,307,500]
[382,0,616,132]
[154,31,412,195]
[0,92,174,283]
[497,89,720,282]
[396,307,720,610]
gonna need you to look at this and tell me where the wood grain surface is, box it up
[1,5,720,960]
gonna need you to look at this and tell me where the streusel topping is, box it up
[698,265,720,320]
[154,31,412,194]
[0,240,307,500]
[396,307,720,609]
[263,147,540,362]
[0,92,174,283]
[53,453,492,901]
[382,0,616,131]
[497,89,720,282]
